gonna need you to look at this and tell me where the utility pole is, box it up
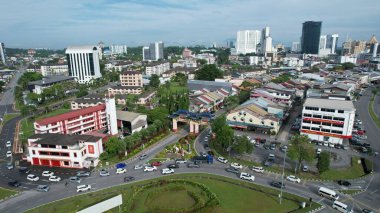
[279,149,286,204]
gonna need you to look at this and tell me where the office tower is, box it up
[236,30,261,54]
[0,42,6,65]
[261,26,273,54]
[110,45,128,54]
[143,46,150,61]
[65,46,102,84]
[292,42,301,52]
[319,35,327,50]
[326,34,339,54]
[301,21,322,54]
[143,41,164,61]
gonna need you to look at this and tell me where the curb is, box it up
[0,192,21,203]
[306,205,325,213]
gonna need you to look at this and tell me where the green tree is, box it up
[224,95,239,109]
[76,87,88,98]
[342,62,355,70]
[0,81,5,92]
[216,48,230,64]
[105,137,125,156]
[172,73,187,86]
[287,134,315,173]
[195,64,223,81]
[240,81,254,88]
[20,105,37,116]
[27,93,41,104]
[232,136,254,154]
[149,74,160,88]
[372,88,378,96]
[271,73,291,83]
[196,59,208,66]
[238,91,250,104]
[211,115,234,151]
[317,151,330,174]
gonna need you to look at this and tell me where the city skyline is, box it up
[2,0,380,48]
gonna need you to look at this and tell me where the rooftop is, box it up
[116,110,142,122]
[29,133,101,146]
[304,98,355,111]
[121,70,141,75]
[28,76,75,86]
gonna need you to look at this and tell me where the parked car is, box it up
[139,154,148,160]
[302,165,309,172]
[116,168,127,174]
[263,144,271,150]
[323,142,329,147]
[134,165,144,170]
[240,172,255,182]
[42,171,54,177]
[151,161,162,167]
[316,148,322,155]
[27,174,39,182]
[37,185,50,192]
[225,167,240,174]
[99,169,110,177]
[252,166,264,173]
[49,176,61,182]
[207,151,215,156]
[69,176,82,183]
[329,143,335,148]
[268,154,275,160]
[217,157,228,164]
[76,171,91,177]
[337,180,351,186]
[264,160,273,167]
[167,163,179,169]
[280,145,288,152]
[144,166,157,172]
[361,209,375,213]
[6,151,12,157]
[162,168,174,175]
[124,176,135,182]
[6,141,11,148]
[7,163,14,170]
[175,159,187,164]
[19,167,30,174]
[187,163,200,168]
[286,175,301,183]
[77,184,91,192]
[8,180,21,187]
[230,162,243,169]
[270,143,276,150]
[271,181,285,189]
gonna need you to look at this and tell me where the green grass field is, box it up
[0,187,17,200]
[26,173,321,213]
[320,157,367,180]
[338,189,362,195]
[368,94,380,128]
[2,113,20,124]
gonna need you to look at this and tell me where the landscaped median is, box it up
[0,187,18,201]
[25,173,321,213]
[368,94,380,128]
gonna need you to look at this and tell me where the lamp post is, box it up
[279,148,287,204]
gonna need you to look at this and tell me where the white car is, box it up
[250,139,256,144]
[316,148,322,155]
[134,165,144,170]
[286,175,301,183]
[116,168,127,174]
[6,141,11,148]
[162,168,174,175]
[6,151,12,158]
[175,159,188,164]
[240,172,255,182]
[49,176,61,182]
[217,157,228,164]
[27,174,39,181]
[42,171,54,177]
[77,184,91,193]
[144,166,157,172]
[230,162,243,169]
[252,166,264,173]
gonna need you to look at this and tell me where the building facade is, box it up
[300,98,355,144]
[301,21,322,54]
[108,86,142,95]
[0,42,6,65]
[145,62,170,76]
[120,70,143,87]
[65,46,102,84]
[236,30,261,54]
[28,76,75,94]
[41,64,69,76]
[110,45,128,54]
[143,41,164,61]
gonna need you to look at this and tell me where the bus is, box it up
[332,200,353,213]
[318,187,339,200]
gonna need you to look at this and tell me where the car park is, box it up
[124,176,135,182]
[151,161,162,167]
[42,171,54,177]
[6,151,12,157]
[187,163,200,168]
[6,141,11,147]
[175,159,187,164]
[162,168,174,174]
[69,176,82,183]
[8,180,21,187]
[337,180,351,186]
[230,162,243,169]
[139,154,148,160]
[167,163,179,169]
[271,181,285,189]
[286,175,301,183]
[144,166,157,172]
[217,157,228,164]
[240,172,255,182]
[99,169,110,177]
[268,154,275,160]
[77,184,91,192]
[225,167,240,174]
[27,174,39,181]
[252,166,264,173]
[49,176,61,182]
[7,163,14,170]
[116,168,127,174]
[76,171,91,177]
[37,185,50,192]
[134,165,144,170]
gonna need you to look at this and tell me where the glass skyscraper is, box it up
[301,21,322,54]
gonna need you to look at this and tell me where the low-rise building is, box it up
[41,64,69,76]
[120,70,143,87]
[28,76,75,94]
[116,111,148,134]
[145,61,170,76]
[137,91,156,105]
[108,85,142,95]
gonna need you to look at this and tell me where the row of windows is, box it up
[303,113,345,121]
[305,107,345,114]
[302,126,343,134]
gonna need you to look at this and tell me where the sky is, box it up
[1,0,379,49]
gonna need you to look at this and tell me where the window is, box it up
[249,118,253,122]
[331,130,343,134]
[313,114,322,118]
[302,126,310,130]
[312,121,321,125]
[303,120,311,123]
[338,110,344,114]
[332,123,344,128]
[311,127,320,131]
[240,117,245,121]
[305,106,319,111]
[321,108,335,112]
[322,116,332,120]
[233,116,236,120]
[32,150,36,155]
[322,129,330,133]
[74,153,77,158]
[303,113,312,117]
[62,146,68,149]
[333,117,345,121]
[270,122,274,126]
[322,122,331,126]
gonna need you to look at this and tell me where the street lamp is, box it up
[279,148,287,204]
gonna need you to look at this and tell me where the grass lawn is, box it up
[338,189,362,195]
[26,173,320,213]
[2,113,20,124]
[37,108,71,119]
[368,94,380,128]
[320,157,367,180]
[0,187,18,200]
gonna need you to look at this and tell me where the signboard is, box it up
[77,194,122,213]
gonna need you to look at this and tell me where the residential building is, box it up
[142,41,164,61]
[188,80,235,95]
[301,21,322,54]
[300,98,355,144]
[236,30,261,54]
[142,47,150,61]
[120,70,143,87]
[65,46,102,84]
[108,86,142,95]
[27,133,103,168]
[182,48,192,58]
[342,40,366,56]
[0,42,6,65]
[137,91,156,105]
[110,45,127,54]
[41,64,69,76]
[28,76,75,95]
[326,34,339,54]
[196,53,215,64]
[190,88,230,113]
[260,26,273,55]
[145,61,170,76]
[292,42,301,53]
[339,56,357,64]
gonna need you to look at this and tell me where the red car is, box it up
[151,162,162,167]
[353,130,365,135]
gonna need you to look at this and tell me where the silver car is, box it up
[37,185,50,192]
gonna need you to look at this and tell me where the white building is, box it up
[236,30,261,54]
[0,42,5,65]
[339,56,357,64]
[261,27,273,55]
[283,57,304,67]
[327,34,339,54]
[143,41,164,61]
[196,53,215,64]
[110,45,128,54]
[145,62,170,76]
[41,64,69,76]
[300,98,355,144]
[65,46,102,84]
[292,42,301,53]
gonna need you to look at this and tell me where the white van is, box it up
[332,201,353,213]
[318,187,339,200]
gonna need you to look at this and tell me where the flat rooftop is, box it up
[304,98,355,111]
[30,134,101,145]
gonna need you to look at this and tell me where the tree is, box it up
[195,64,223,81]
[196,59,208,66]
[372,88,378,96]
[27,93,41,104]
[20,105,37,116]
[287,134,315,173]
[224,95,239,109]
[232,136,254,154]
[172,73,187,86]
[271,73,291,83]
[216,48,230,64]
[238,91,250,104]
[0,81,4,93]
[317,151,330,174]
[342,62,355,70]
[211,115,234,151]
[76,87,88,98]
[149,74,160,88]
[105,137,125,156]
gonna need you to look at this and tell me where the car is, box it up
[134,165,144,170]
[268,154,275,160]
[252,166,264,173]
[337,180,351,186]
[263,144,271,150]
[204,137,209,142]
[363,143,371,148]
[76,171,91,177]
[264,160,273,167]
[203,144,209,149]
[316,148,322,155]
[280,145,288,152]
[144,166,157,172]
[230,162,243,169]
[6,151,12,157]
[139,154,148,160]
[270,143,276,150]
[99,169,110,176]
[6,141,11,148]
[201,152,207,157]
[37,185,50,192]
[187,163,200,168]
[77,184,91,192]
[302,165,309,172]
[19,167,30,174]
[362,209,375,213]
[116,168,127,174]
[167,163,179,169]
[162,168,174,174]
[69,176,82,183]
[255,143,260,147]
[42,171,54,177]
[151,161,162,167]
[240,172,255,182]
[27,174,39,181]
[7,163,14,170]
[323,142,329,147]
[49,176,61,182]
[8,180,21,187]
[271,181,285,189]
[225,167,240,174]
[217,157,228,164]
[175,159,187,164]
[329,143,335,148]
[286,175,301,183]
[124,176,135,182]
[250,139,256,144]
